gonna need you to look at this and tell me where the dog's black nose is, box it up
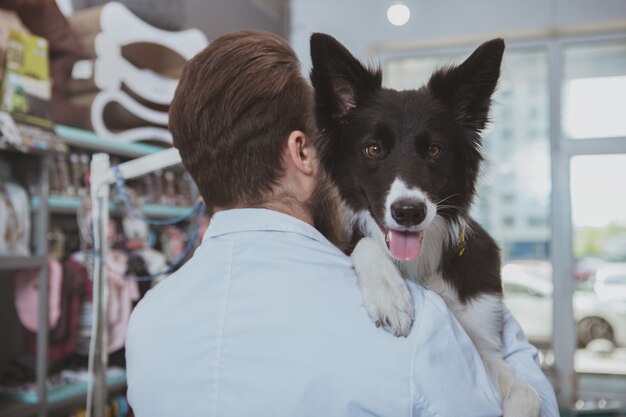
[391,201,427,226]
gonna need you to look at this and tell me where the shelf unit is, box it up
[1,125,180,417]
[30,195,193,218]
[44,381,126,416]
[0,399,39,417]
[0,380,126,417]
[0,148,50,417]
[0,256,46,270]
[54,125,163,158]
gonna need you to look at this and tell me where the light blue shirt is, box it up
[126,208,558,417]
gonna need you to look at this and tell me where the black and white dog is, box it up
[310,33,541,416]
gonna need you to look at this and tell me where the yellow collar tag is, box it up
[457,228,467,257]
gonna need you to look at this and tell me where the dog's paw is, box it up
[352,238,414,337]
[502,379,541,417]
[366,277,414,337]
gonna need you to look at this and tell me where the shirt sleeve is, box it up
[502,305,560,417]
[409,287,503,417]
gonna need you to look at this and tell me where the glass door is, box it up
[562,38,626,412]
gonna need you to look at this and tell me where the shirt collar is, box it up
[202,208,334,246]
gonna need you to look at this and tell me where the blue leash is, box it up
[93,165,206,281]
[113,165,203,225]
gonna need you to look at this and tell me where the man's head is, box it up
[170,30,318,216]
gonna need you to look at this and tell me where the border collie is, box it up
[310,33,541,417]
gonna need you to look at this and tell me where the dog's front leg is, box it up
[352,237,414,337]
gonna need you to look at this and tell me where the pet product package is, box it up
[0,30,53,129]
[0,10,28,82]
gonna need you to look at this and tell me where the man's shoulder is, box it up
[209,228,356,276]
[147,234,439,319]
[130,227,447,341]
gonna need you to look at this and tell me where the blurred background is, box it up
[0,0,625,416]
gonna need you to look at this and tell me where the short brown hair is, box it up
[169,30,315,213]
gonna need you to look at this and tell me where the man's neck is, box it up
[260,201,314,226]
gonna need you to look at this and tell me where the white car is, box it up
[502,264,626,348]
[594,263,626,302]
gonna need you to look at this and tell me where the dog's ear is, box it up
[428,38,504,131]
[310,33,382,124]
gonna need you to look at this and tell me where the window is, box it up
[480,49,550,262]
[528,216,547,227]
[570,154,626,376]
[504,283,549,298]
[502,194,515,204]
[504,283,526,294]
[502,217,515,227]
[501,128,513,140]
[384,53,466,90]
[562,38,626,403]
[571,154,626,262]
[603,273,626,286]
[562,41,626,140]
[530,107,540,118]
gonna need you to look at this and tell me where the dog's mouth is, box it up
[384,228,424,261]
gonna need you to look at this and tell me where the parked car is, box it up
[502,263,626,348]
[594,262,626,302]
[575,256,606,283]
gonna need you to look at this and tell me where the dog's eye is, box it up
[428,144,442,159]
[364,144,385,159]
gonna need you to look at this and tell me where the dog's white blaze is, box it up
[384,178,437,231]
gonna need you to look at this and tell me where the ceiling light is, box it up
[387,1,411,26]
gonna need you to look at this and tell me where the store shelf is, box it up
[0,399,39,417]
[46,381,127,416]
[31,195,85,215]
[31,195,194,219]
[0,145,48,157]
[54,125,166,158]
[0,123,67,155]
[140,203,197,218]
[0,378,126,417]
[0,255,45,271]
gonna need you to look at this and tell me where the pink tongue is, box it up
[388,230,422,260]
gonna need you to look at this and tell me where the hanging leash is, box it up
[113,164,203,226]
[89,165,207,281]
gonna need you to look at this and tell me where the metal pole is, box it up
[36,155,50,417]
[548,38,577,410]
[94,147,180,186]
[85,147,181,417]
[89,153,110,417]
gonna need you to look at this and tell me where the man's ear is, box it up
[286,130,317,176]
[310,33,382,127]
[427,38,505,132]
